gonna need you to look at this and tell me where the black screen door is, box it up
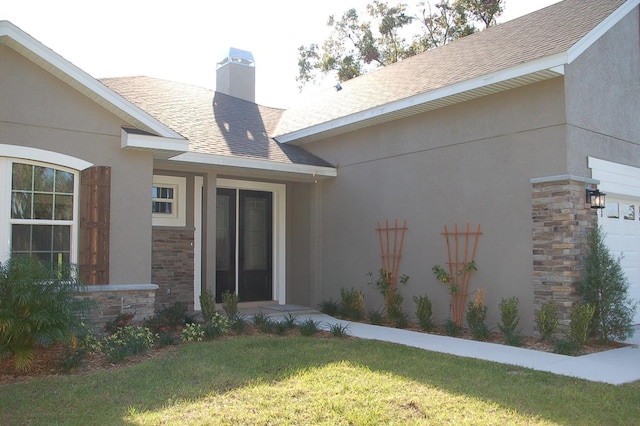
[216,188,273,302]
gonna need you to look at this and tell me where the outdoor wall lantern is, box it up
[586,188,606,214]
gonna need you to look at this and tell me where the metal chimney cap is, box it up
[217,47,255,68]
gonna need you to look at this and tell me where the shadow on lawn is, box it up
[2,336,638,425]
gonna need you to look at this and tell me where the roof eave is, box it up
[167,152,337,181]
[121,128,190,160]
[0,21,184,140]
[276,53,568,145]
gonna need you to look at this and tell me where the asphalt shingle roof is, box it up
[275,0,627,137]
[101,76,333,167]
[103,0,628,155]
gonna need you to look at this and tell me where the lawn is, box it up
[2,335,639,425]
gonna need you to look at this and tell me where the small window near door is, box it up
[623,204,635,221]
[152,175,186,227]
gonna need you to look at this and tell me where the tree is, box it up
[297,0,505,88]
[580,226,637,343]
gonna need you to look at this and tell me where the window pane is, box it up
[12,163,32,190]
[55,170,74,193]
[11,224,31,252]
[34,166,54,192]
[623,204,635,220]
[161,188,173,199]
[243,197,267,270]
[53,225,70,251]
[32,225,53,252]
[55,194,73,220]
[11,192,32,219]
[216,195,231,270]
[152,201,172,214]
[34,193,53,219]
[152,186,174,200]
[606,202,619,219]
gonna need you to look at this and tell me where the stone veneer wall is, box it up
[80,284,158,328]
[152,228,195,310]
[531,175,599,335]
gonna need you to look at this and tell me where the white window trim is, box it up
[216,178,287,304]
[0,157,80,264]
[152,175,186,227]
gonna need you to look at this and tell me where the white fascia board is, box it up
[277,53,568,144]
[0,21,182,139]
[121,129,189,153]
[568,0,640,63]
[589,156,640,197]
[170,152,337,178]
[0,143,93,170]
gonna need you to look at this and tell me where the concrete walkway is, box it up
[253,305,640,385]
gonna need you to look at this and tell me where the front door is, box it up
[216,188,273,303]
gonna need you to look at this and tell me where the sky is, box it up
[2,0,562,109]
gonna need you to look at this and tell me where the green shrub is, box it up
[203,312,230,339]
[554,338,580,355]
[581,226,637,342]
[368,270,409,323]
[105,312,134,334]
[568,302,595,347]
[298,318,321,336]
[221,291,239,318]
[466,289,490,341]
[414,295,434,332]
[498,296,522,346]
[73,322,102,354]
[340,287,365,321]
[156,302,189,327]
[252,313,276,333]
[181,323,205,343]
[199,288,216,322]
[317,298,340,316]
[391,311,410,329]
[445,318,462,337]
[0,256,92,372]
[282,312,298,329]
[103,326,154,362]
[367,309,385,325]
[535,301,559,341]
[156,330,177,347]
[60,348,86,372]
[329,322,350,338]
[228,314,249,334]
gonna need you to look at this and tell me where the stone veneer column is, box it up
[531,175,599,334]
[152,228,195,310]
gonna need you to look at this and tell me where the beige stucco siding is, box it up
[299,78,568,332]
[0,44,153,284]
[565,6,640,175]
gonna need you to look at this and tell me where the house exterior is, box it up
[1,0,639,334]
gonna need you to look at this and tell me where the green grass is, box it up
[2,336,639,425]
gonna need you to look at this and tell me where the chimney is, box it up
[216,47,255,103]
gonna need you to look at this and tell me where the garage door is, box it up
[589,157,640,325]
[600,196,640,324]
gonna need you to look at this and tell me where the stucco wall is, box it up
[286,182,316,306]
[565,6,640,175]
[299,78,569,333]
[0,44,154,284]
